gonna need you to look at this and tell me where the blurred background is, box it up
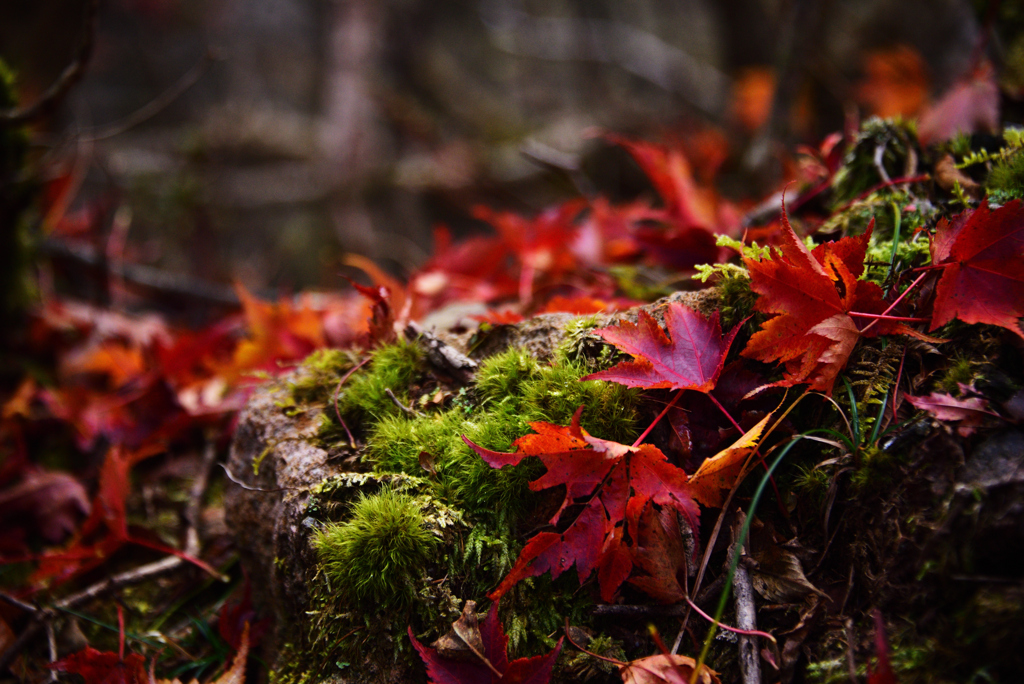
[0,0,1007,305]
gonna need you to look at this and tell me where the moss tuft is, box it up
[315,341,425,443]
[986,149,1024,203]
[475,347,543,406]
[314,487,437,610]
[288,348,357,406]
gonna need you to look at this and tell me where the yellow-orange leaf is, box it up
[689,414,771,508]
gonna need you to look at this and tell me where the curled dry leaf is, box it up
[749,544,825,604]
[0,469,90,543]
[905,392,996,436]
[620,654,721,684]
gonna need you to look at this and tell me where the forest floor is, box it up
[2,54,1024,684]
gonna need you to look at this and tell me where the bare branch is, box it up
[0,0,100,126]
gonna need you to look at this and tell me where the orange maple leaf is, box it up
[741,218,909,394]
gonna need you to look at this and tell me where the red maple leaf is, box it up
[409,226,519,314]
[472,201,586,304]
[583,303,739,394]
[409,599,562,684]
[602,135,738,269]
[929,199,1024,338]
[49,648,147,684]
[464,408,699,602]
[741,218,909,394]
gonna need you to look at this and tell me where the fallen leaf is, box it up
[749,545,824,603]
[409,599,562,684]
[856,45,930,118]
[584,303,740,394]
[905,392,996,436]
[0,469,91,543]
[929,199,1024,338]
[465,408,700,602]
[628,505,691,603]
[620,653,721,684]
[918,61,999,145]
[933,154,983,199]
[688,414,771,508]
[742,217,909,393]
[49,648,147,684]
[730,67,776,133]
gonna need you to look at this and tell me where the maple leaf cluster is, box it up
[405,136,741,320]
[465,304,769,604]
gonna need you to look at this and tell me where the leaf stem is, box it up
[684,595,776,644]
[333,356,371,448]
[632,390,682,447]
[860,270,930,335]
[848,312,928,322]
[707,393,743,434]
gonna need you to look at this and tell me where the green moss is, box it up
[849,445,900,490]
[366,402,536,528]
[287,348,358,406]
[287,326,643,678]
[791,463,831,508]
[314,488,438,610]
[315,341,425,443]
[938,354,979,394]
[560,633,626,681]
[365,344,637,524]
[863,230,931,286]
[475,347,543,406]
[986,148,1024,203]
[519,354,638,442]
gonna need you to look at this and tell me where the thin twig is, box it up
[85,50,217,142]
[40,238,241,308]
[184,438,219,557]
[46,622,58,681]
[593,604,689,618]
[0,0,100,125]
[845,617,858,683]
[219,463,296,493]
[385,388,419,417]
[0,591,39,614]
[731,514,763,684]
[0,554,185,672]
